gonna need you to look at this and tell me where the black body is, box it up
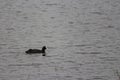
[26,46,47,56]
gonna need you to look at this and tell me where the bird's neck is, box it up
[42,49,46,53]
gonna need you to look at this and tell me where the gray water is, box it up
[0,0,120,80]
